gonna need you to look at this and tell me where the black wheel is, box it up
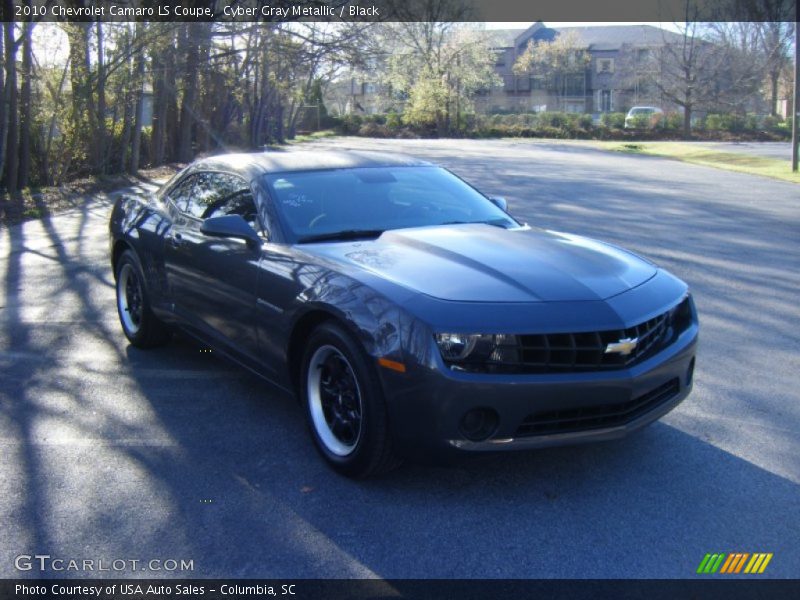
[300,322,401,478]
[115,250,170,348]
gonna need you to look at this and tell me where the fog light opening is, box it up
[459,408,499,442]
[686,357,696,387]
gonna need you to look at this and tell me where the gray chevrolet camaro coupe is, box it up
[110,150,698,477]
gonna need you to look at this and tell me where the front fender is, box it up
[109,194,172,310]
[290,269,411,360]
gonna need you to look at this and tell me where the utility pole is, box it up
[793,20,798,172]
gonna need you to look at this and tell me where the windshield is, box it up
[629,108,656,115]
[262,166,519,242]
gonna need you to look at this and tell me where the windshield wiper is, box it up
[297,229,386,244]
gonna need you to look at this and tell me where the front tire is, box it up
[115,250,170,348]
[300,322,400,478]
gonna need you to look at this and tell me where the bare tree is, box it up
[382,2,499,133]
[757,21,795,116]
[645,2,725,137]
[513,30,590,112]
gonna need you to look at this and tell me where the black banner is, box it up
[3,579,800,600]
[2,0,797,22]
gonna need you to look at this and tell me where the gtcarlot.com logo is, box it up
[14,554,194,573]
[697,552,773,574]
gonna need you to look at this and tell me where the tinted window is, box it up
[262,166,518,240]
[163,174,198,213]
[185,172,251,219]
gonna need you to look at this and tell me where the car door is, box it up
[163,171,262,362]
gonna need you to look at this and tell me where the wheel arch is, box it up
[111,239,133,277]
[286,308,356,397]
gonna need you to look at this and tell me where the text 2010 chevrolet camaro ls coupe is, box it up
[110,150,698,477]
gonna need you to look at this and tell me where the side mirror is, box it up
[488,196,508,212]
[200,215,261,248]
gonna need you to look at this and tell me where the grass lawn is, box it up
[601,141,800,184]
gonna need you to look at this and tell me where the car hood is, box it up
[304,224,657,302]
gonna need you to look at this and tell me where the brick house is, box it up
[480,22,685,115]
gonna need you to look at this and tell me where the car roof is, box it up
[188,150,435,180]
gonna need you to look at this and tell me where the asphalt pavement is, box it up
[1,138,798,579]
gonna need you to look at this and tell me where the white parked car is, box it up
[625,106,664,129]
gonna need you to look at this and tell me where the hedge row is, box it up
[328,111,792,140]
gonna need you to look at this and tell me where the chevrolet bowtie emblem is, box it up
[605,337,639,355]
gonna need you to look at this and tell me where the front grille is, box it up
[445,295,693,374]
[517,309,670,371]
[516,378,680,437]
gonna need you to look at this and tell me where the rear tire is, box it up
[300,322,401,478]
[115,250,170,348]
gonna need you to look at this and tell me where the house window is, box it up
[564,74,585,96]
[530,77,545,90]
[597,90,613,112]
[597,58,614,74]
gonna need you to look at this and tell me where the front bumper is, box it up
[381,322,698,460]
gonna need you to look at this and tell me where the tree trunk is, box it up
[66,23,95,177]
[165,42,179,161]
[4,20,18,195]
[43,59,70,186]
[683,105,692,139]
[130,23,145,173]
[119,87,132,173]
[197,24,212,153]
[769,69,779,117]
[18,21,33,188]
[0,21,6,189]
[150,26,173,166]
[178,23,200,162]
[95,22,106,174]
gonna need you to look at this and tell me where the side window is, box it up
[191,173,259,231]
[184,172,251,220]
[163,174,198,213]
[204,189,258,230]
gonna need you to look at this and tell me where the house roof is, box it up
[485,28,526,48]
[556,24,684,49]
[489,24,683,50]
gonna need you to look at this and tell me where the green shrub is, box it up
[628,114,652,129]
[358,122,391,137]
[704,114,724,131]
[601,112,626,129]
[663,112,682,131]
[705,113,746,132]
[763,115,783,131]
[538,112,568,128]
[385,111,402,129]
[536,125,568,139]
[577,114,594,129]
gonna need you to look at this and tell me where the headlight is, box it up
[435,333,519,364]
[435,333,479,361]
